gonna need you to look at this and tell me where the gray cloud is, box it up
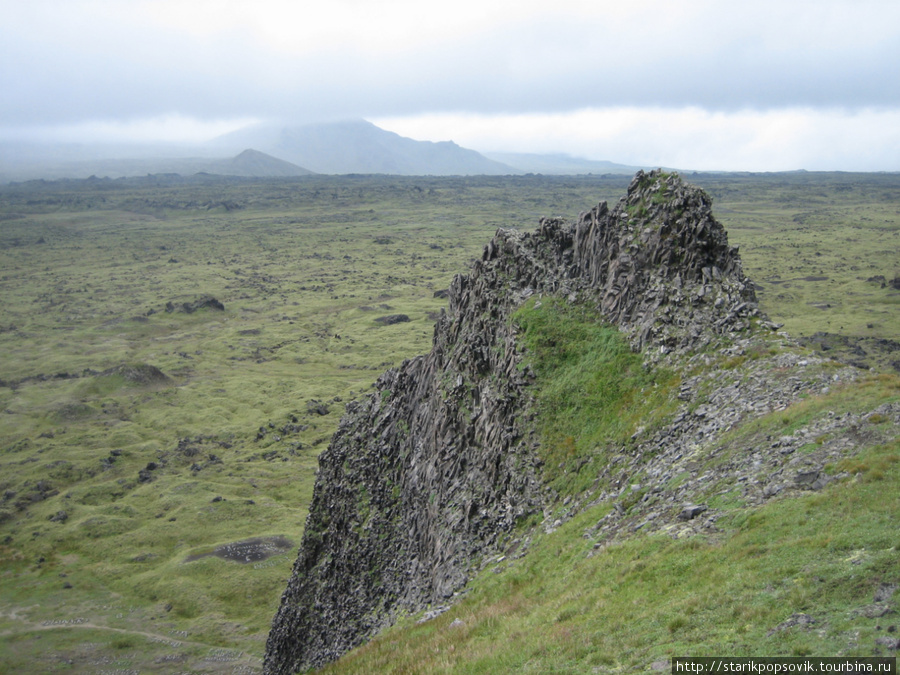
[3,1,898,123]
[2,0,899,169]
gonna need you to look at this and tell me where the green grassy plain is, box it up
[700,172,900,343]
[0,172,898,672]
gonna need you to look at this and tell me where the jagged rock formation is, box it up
[263,170,761,674]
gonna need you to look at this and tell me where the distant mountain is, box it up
[206,149,313,177]
[0,121,652,181]
[0,146,312,182]
[212,119,519,176]
[484,152,648,175]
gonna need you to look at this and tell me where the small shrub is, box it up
[111,636,137,649]
[667,616,688,633]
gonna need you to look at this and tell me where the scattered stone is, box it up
[15,480,58,510]
[677,504,707,521]
[767,613,816,636]
[306,400,330,416]
[857,604,894,619]
[374,314,411,326]
[875,636,900,650]
[416,606,450,624]
[798,332,900,374]
[875,583,899,603]
[165,295,224,313]
[138,462,158,483]
[794,470,821,488]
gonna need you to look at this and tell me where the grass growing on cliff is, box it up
[513,296,678,496]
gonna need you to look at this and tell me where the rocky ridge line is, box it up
[263,170,769,674]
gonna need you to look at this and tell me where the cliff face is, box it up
[263,170,760,674]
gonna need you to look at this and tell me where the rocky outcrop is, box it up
[164,295,224,313]
[98,363,172,386]
[263,171,760,674]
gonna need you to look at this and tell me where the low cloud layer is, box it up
[2,0,899,170]
[375,107,900,172]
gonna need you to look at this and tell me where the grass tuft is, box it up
[513,296,679,495]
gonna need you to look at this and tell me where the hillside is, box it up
[264,171,900,673]
[213,120,519,175]
[201,149,314,177]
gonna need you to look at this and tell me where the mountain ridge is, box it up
[214,148,313,177]
[2,119,666,181]
[213,119,519,175]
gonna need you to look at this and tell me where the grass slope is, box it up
[321,433,900,673]
[317,317,900,674]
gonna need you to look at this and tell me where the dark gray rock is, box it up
[99,363,171,386]
[165,295,224,313]
[767,613,816,636]
[677,504,707,521]
[875,583,899,603]
[373,314,410,325]
[263,171,762,674]
[305,400,330,416]
[875,636,900,650]
[859,604,894,619]
[798,332,900,374]
[794,470,821,488]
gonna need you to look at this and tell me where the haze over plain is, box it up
[2,0,899,172]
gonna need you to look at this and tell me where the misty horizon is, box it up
[3,1,900,173]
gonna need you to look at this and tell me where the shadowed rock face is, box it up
[263,171,759,674]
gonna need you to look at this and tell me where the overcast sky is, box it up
[2,0,899,171]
